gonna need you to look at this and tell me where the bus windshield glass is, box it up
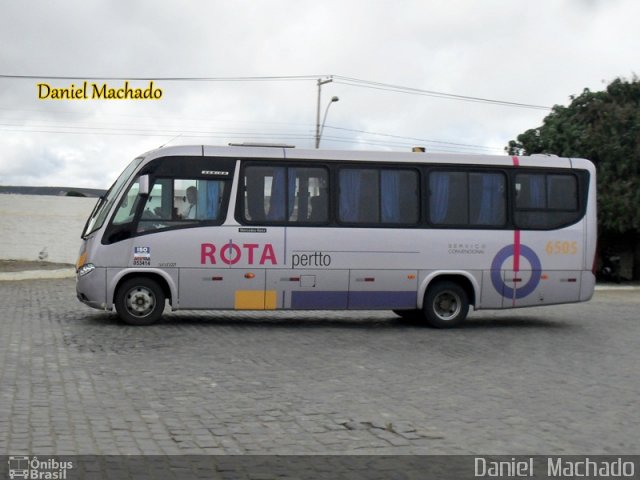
[82,156,144,238]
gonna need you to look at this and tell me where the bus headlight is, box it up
[77,263,96,277]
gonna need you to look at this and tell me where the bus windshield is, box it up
[82,156,144,238]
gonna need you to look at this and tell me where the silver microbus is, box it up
[76,145,597,327]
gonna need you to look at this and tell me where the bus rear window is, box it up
[514,173,580,229]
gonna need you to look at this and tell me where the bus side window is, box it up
[429,171,468,225]
[429,170,505,227]
[289,167,329,223]
[338,167,418,225]
[514,173,580,229]
[548,174,577,210]
[141,181,167,219]
[381,169,419,224]
[339,169,379,223]
[469,172,506,226]
[244,167,272,222]
[135,178,227,233]
[243,165,329,224]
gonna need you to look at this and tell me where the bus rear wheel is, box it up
[115,277,165,326]
[423,281,469,328]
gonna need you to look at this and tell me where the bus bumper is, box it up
[580,271,596,301]
[76,267,108,310]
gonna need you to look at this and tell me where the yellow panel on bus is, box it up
[234,290,277,310]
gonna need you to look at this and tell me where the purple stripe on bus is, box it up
[291,291,348,309]
[348,291,416,309]
[291,291,416,310]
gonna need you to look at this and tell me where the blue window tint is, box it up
[514,172,581,229]
[290,168,329,223]
[429,171,450,224]
[470,172,506,226]
[266,167,286,221]
[516,174,546,209]
[339,168,416,225]
[429,171,467,225]
[196,180,224,220]
[244,165,329,224]
[381,170,419,223]
[547,174,577,210]
[339,169,365,222]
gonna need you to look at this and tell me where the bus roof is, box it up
[140,144,594,171]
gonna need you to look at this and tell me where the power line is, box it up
[0,74,319,82]
[332,76,551,110]
[0,123,501,154]
[324,125,503,152]
[0,73,551,110]
[0,118,503,150]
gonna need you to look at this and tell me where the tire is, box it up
[114,277,165,326]
[422,281,469,328]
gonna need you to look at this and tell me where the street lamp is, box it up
[316,96,339,149]
[314,77,339,149]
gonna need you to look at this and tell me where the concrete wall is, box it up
[0,194,97,264]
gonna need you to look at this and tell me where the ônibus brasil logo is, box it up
[7,456,73,479]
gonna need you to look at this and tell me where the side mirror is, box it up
[139,175,150,195]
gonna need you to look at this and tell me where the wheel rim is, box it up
[432,290,461,321]
[125,286,156,318]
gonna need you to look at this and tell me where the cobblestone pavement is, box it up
[0,278,639,455]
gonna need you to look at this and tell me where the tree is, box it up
[65,190,86,197]
[507,77,640,278]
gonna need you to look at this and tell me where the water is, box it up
[0,194,97,264]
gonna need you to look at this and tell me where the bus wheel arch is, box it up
[113,273,171,326]
[419,274,476,328]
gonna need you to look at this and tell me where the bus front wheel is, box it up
[423,281,469,328]
[115,277,165,326]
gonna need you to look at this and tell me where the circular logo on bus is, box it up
[491,244,542,299]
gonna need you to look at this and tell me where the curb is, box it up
[594,284,640,291]
[0,269,76,281]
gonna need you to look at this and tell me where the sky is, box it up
[0,0,638,189]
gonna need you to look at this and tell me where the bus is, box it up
[76,144,597,327]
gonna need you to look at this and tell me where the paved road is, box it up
[0,278,638,455]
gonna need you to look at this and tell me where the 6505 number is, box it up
[545,240,578,255]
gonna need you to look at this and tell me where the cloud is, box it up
[1,0,639,187]
[0,138,63,182]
